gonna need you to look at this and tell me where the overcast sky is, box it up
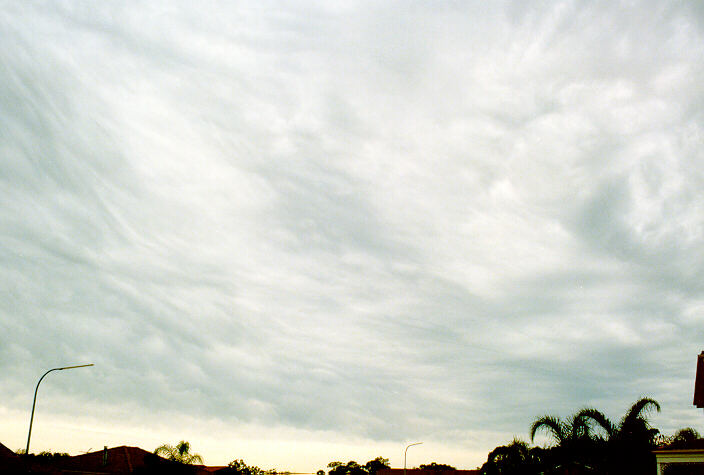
[2,0,704,470]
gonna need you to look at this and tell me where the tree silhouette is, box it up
[223,458,270,475]
[664,427,701,449]
[365,457,390,475]
[480,438,545,475]
[328,461,367,475]
[609,398,661,474]
[529,410,606,473]
[154,440,203,465]
[528,397,662,474]
[419,463,456,471]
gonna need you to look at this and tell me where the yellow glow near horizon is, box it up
[0,407,489,470]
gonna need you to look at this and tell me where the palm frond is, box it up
[154,440,202,465]
[620,397,660,429]
[530,415,565,444]
[154,444,175,458]
[575,407,616,439]
[177,441,190,457]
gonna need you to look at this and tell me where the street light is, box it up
[25,364,94,456]
[404,442,423,475]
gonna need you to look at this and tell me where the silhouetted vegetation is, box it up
[154,440,203,464]
[221,458,289,475]
[661,428,702,450]
[419,463,456,471]
[480,397,690,475]
[328,460,370,475]
[327,457,390,475]
[4,399,699,475]
[225,459,263,475]
[325,457,461,475]
[481,439,545,475]
[366,457,391,475]
[15,450,70,464]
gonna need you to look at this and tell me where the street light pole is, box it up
[25,364,94,456]
[404,442,423,475]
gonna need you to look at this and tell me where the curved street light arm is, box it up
[404,442,423,475]
[25,364,94,456]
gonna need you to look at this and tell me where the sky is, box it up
[1,0,704,471]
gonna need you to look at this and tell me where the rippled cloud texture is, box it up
[2,0,704,469]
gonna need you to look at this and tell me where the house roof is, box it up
[57,445,168,473]
[194,466,229,473]
[0,442,226,474]
[57,446,224,474]
[0,442,24,473]
[0,441,18,459]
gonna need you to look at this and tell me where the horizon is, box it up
[1,395,692,470]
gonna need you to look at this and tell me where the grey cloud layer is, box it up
[2,0,704,448]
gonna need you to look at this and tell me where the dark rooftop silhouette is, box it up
[694,351,704,408]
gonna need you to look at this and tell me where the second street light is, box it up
[25,364,94,456]
[404,442,423,475]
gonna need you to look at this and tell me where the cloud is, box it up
[2,0,704,468]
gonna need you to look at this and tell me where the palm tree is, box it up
[481,438,545,475]
[530,414,589,445]
[615,397,660,442]
[609,398,660,475]
[529,398,661,475]
[530,412,603,474]
[573,408,615,439]
[154,440,203,465]
[666,427,701,449]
